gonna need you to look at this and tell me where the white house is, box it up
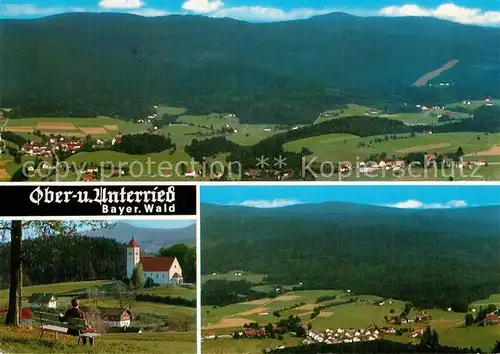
[127,237,183,285]
[184,169,197,178]
[100,308,132,328]
[29,293,57,309]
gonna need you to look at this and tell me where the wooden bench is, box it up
[33,311,100,345]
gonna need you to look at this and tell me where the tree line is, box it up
[201,206,500,312]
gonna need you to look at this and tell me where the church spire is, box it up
[127,235,139,248]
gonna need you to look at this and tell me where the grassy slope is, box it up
[202,286,500,352]
[285,132,500,162]
[0,326,195,354]
[0,281,196,352]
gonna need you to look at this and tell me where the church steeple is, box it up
[126,235,140,280]
[127,235,139,248]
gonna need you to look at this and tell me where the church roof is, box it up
[141,256,175,272]
[127,237,139,248]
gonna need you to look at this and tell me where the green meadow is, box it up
[284,132,500,163]
[0,326,196,354]
[0,280,196,353]
[201,276,500,352]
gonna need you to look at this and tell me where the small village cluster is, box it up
[20,133,124,158]
[21,138,84,157]
[305,327,384,344]
[304,325,425,345]
[357,155,486,174]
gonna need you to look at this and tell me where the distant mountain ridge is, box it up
[201,201,500,309]
[85,222,196,254]
[201,202,500,235]
[1,12,499,123]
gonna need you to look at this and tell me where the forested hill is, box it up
[1,13,499,123]
[201,202,500,310]
[0,234,126,288]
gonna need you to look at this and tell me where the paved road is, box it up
[0,118,10,134]
[0,118,10,155]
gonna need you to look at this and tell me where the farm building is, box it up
[100,308,132,328]
[29,293,57,309]
[484,311,500,326]
[127,237,183,285]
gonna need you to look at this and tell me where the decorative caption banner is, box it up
[0,185,197,217]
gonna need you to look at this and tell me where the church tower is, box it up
[126,236,140,279]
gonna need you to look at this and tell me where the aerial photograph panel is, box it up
[0,0,499,182]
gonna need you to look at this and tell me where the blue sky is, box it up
[1,1,500,25]
[201,185,500,209]
[125,220,195,229]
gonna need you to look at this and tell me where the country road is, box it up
[0,118,10,134]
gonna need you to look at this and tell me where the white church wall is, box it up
[145,271,170,285]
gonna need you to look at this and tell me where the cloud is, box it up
[387,199,468,209]
[379,3,500,26]
[129,8,170,17]
[210,6,330,22]
[99,0,145,10]
[182,0,224,14]
[236,199,302,208]
[0,4,86,17]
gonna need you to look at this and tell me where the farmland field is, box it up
[4,117,151,137]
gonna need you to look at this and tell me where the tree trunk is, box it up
[5,220,22,326]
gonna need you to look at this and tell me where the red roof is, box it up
[141,256,175,272]
[0,307,32,320]
[486,312,498,320]
[173,272,182,279]
[127,238,140,248]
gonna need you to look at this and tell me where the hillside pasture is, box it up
[316,104,374,124]
[284,132,500,164]
[0,280,112,307]
[203,271,267,284]
[446,99,500,111]
[175,113,286,146]
[137,285,196,300]
[201,289,499,351]
[157,105,187,116]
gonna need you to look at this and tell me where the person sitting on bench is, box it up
[59,299,95,345]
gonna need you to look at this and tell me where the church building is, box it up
[126,237,183,285]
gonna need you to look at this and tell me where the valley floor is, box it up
[202,287,499,353]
